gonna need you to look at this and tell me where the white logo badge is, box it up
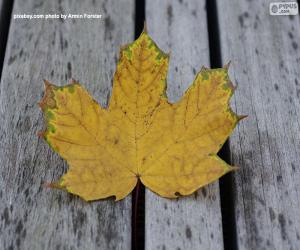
[270,2,298,15]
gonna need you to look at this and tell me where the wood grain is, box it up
[0,0,134,249]
[217,0,300,249]
[145,0,224,249]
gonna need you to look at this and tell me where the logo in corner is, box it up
[270,2,298,15]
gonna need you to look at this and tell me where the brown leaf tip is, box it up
[166,51,171,58]
[37,130,46,138]
[43,181,64,190]
[39,79,56,110]
[43,182,55,188]
[237,114,248,121]
[224,61,231,70]
[200,66,209,71]
[71,78,78,84]
[230,166,240,171]
[143,21,148,33]
[43,79,51,87]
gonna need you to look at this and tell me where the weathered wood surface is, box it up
[0,0,134,249]
[218,0,300,249]
[145,1,224,249]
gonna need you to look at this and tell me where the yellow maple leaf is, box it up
[39,30,244,201]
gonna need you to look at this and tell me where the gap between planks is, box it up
[0,0,14,80]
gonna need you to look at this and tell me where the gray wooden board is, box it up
[145,0,224,249]
[0,0,134,249]
[217,0,300,249]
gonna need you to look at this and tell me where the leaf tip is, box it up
[43,182,51,188]
[43,182,56,189]
[237,114,248,121]
[39,79,57,110]
[43,180,65,190]
[229,165,240,172]
[166,50,171,58]
[224,60,231,70]
[71,78,78,84]
[37,130,46,138]
[43,79,52,87]
[200,65,209,71]
[143,21,148,33]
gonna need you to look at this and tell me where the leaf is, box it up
[39,29,244,201]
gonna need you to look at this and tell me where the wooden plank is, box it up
[145,1,224,249]
[0,1,134,249]
[217,1,300,249]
